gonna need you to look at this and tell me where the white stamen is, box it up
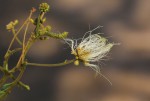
[65,26,115,85]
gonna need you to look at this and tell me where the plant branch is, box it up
[21,10,33,63]
[26,59,75,67]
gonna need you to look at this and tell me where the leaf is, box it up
[0,83,13,91]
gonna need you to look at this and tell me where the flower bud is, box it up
[6,20,19,30]
[74,60,79,66]
[39,3,50,13]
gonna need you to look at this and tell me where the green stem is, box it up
[3,48,22,70]
[46,32,68,39]
[12,28,22,45]
[9,73,29,90]
[34,12,45,36]
[0,74,9,88]
[26,59,75,67]
[12,66,26,86]
[10,35,35,73]
[22,18,32,63]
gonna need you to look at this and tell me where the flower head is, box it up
[65,26,115,84]
[39,3,50,13]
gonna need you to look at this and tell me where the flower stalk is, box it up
[26,59,75,67]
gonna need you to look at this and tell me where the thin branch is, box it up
[26,59,75,67]
[6,19,28,54]
[21,11,32,62]
[12,28,22,45]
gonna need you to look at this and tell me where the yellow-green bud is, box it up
[14,20,18,25]
[45,26,51,31]
[39,3,50,13]
[6,22,13,30]
[39,26,51,35]
[30,18,34,24]
[42,18,46,23]
[6,20,19,30]
[74,60,79,66]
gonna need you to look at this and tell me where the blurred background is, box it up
[0,0,150,101]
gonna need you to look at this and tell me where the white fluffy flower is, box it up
[65,26,115,84]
